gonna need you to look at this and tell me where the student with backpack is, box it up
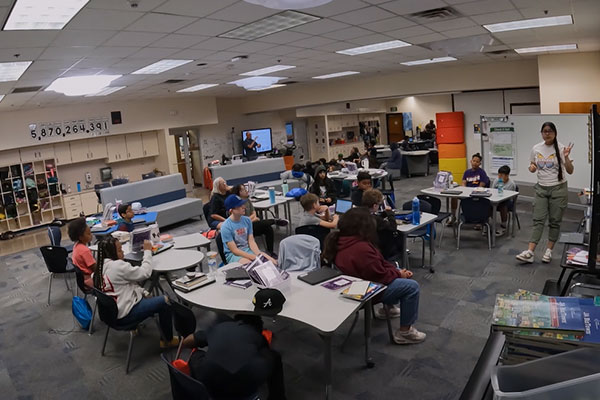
[68,217,96,288]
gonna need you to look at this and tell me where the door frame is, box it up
[172,132,193,193]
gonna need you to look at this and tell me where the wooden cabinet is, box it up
[20,145,54,161]
[63,194,83,219]
[80,192,98,215]
[0,150,21,165]
[327,116,341,132]
[141,131,159,157]
[69,140,90,164]
[107,135,127,162]
[125,133,144,160]
[341,115,358,128]
[88,137,107,160]
[54,142,72,165]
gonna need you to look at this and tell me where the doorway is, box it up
[172,133,193,192]
[387,114,404,143]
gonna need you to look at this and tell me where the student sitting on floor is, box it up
[280,163,311,190]
[492,165,517,236]
[361,189,404,261]
[208,177,231,230]
[350,171,372,206]
[93,237,177,348]
[309,165,337,206]
[298,193,339,229]
[116,203,135,232]
[183,314,287,400]
[221,194,276,265]
[68,217,96,288]
[449,153,491,225]
[323,207,426,344]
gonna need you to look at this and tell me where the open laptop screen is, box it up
[335,199,353,215]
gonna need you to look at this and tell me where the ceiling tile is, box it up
[256,45,304,56]
[362,16,416,32]
[407,32,447,44]
[323,26,374,40]
[170,49,215,60]
[443,26,488,39]
[206,2,279,23]
[385,25,435,39]
[226,41,277,54]
[427,17,478,32]
[150,34,210,49]
[52,30,117,47]
[38,47,96,60]
[154,0,238,18]
[290,19,350,35]
[0,31,59,48]
[66,8,144,30]
[26,59,80,71]
[204,51,242,61]
[103,31,166,47]
[0,48,45,62]
[313,41,356,52]
[125,13,197,33]
[86,0,168,12]
[176,18,242,36]
[129,47,181,59]
[331,6,396,25]
[348,33,396,45]
[378,0,448,16]
[91,46,141,58]
[453,0,516,16]
[258,31,312,45]
[470,10,524,25]
[288,36,337,49]
[304,0,369,18]
[191,37,246,51]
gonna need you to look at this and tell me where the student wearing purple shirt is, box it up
[448,153,490,225]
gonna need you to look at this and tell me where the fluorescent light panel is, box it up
[312,71,359,79]
[220,10,320,40]
[484,15,573,33]
[515,44,577,54]
[177,84,218,93]
[247,84,286,91]
[337,40,411,56]
[0,95,4,102]
[401,57,457,66]
[3,0,89,30]
[86,86,126,96]
[240,65,295,76]
[132,59,193,74]
[0,61,33,82]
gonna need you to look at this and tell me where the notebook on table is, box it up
[441,189,462,195]
[298,268,342,285]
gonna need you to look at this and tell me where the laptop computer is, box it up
[335,199,353,215]
[125,242,173,264]
[441,189,462,195]
[298,268,342,285]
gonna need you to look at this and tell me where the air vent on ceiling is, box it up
[486,50,513,55]
[12,86,43,94]
[280,80,298,85]
[409,7,461,21]
[163,79,186,84]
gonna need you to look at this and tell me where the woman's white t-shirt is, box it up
[530,141,566,187]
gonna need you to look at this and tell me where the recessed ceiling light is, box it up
[3,0,90,30]
[241,65,296,76]
[247,84,286,91]
[0,61,33,82]
[337,40,411,56]
[46,75,121,96]
[484,15,573,33]
[86,86,126,96]
[177,84,219,93]
[243,0,332,9]
[401,57,457,66]
[220,10,320,40]
[132,59,193,74]
[312,71,359,79]
[514,44,577,54]
[228,76,286,90]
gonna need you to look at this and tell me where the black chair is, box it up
[457,197,491,250]
[111,178,129,186]
[74,267,98,335]
[295,225,331,250]
[417,194,452,246]
[215,232,227,265]
[47,225,73,252]
[402,200,432,268]
[171,302,196,359]
[202,203,211,223]
[94,183,111,210]
[142,172,156,180]
[161,350,212,400]
[40,246,75,305]
[94,288,145,374]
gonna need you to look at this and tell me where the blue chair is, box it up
[47,225,73,253]
[40,246,75,305]
[457,197,491,250]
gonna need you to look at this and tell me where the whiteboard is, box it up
[481,114,590,190]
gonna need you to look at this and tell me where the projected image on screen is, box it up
[242,128,272,155]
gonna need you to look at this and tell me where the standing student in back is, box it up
[117,203,135,232]
[351,171,372,206]
[310,165,337,206]
[68,217,96,288]
[448,153,490,225]
[298,193,339,229]
[492,165,517,236]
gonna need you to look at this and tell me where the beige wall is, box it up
[385,94,453,131]
[538,51,600,113]
[296,99,387,117]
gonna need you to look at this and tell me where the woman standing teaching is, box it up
[516,122,574,263]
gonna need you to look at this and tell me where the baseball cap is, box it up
[252,288,286,316]
[224,194,247,211]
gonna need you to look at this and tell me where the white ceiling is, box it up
[0,0,598,110]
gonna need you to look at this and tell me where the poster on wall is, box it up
[489,123,516,172]
[402,112,413,132]
[29,116,110,142]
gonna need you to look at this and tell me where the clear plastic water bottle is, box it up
[412,196,420,225]
[448,173,454,188]
[281,180,289,196]
[206,251,218,276]
[497,177,504,196]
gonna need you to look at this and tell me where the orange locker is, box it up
[439,157,467,181]
[436,111,464,128]
[438,143,466,159]
[437,126,464,144]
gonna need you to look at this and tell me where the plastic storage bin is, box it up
[491,348,600,399]
[438,143,466,159]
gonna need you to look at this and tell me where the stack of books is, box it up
[492,290,600,364]
[172,272,215,293]
[340,281,385,302]
[565,246,600,267]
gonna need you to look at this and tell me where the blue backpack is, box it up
[286,187,307,199]
[72,296,93,330]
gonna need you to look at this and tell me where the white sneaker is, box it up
[516,250,534,263]
[393,327,426,344]
[495,228,505,237]
[375,305,401,320]
[542,248,552,263]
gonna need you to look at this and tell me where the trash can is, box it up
[491,348,600,399]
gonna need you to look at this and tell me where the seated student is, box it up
[116,203,135,232]
[449,153,490,225]
[93,237,177,347]
[208,177,230,230]
[351,171,372,206]
[221,194,276,265]
[347,147,361,163]
[303,161,315,178]
[361,189,403,261]
[298,193,339,229]
[68,217,96,288]
[323,208,426,344]
[280,163,311,189]
[492,165,517,236]
[183,314,286,400]
[309,165,337,206]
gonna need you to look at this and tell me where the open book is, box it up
[243,254,289,288]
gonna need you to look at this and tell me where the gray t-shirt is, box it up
[492,178,517,191]
[298,211,322,227]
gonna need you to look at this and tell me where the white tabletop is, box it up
[401,150,430,156]
[253,196,292,208]
[328,168,388,181]
[420,186,518,204]
[176,264,369,334]
[396,212,437,233]
[173,233,210,249]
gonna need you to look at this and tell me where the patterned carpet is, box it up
[0,171,580,400]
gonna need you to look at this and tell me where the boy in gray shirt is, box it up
[491,165,517,236]
[298,193,339,229]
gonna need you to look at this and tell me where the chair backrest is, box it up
[93,288,119,327]
[295,225,330,250]
[202,202,211,223]
[401,199,432,214]
[460,197,491,224]
[47,226,62,246]
[417,194,441,214]
[278,234,321,272]
[215,232,227,264]
[94,183,111,204]
[142,172,156,180]
[161,351,211,400]
[74,266,92,295]
[39,246,69,273]
[171,302,196,338]
[111,178,129,186]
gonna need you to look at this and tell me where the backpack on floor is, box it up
[72,296,92,330]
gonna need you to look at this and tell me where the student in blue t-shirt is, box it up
[117,203,135,232]
[220,194,276,265]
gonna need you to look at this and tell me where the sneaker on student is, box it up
[374,305,401,320]
[542,248,552,263]
[275,218,289,227]
[393,327,426,344]
[516,250,534,263]
[160,337,180,349]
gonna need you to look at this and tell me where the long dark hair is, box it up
[94,237,119,290]
[541,122,563,182]
[322,208,378,263]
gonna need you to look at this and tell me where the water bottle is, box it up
[448,173,454,188]
[497,178,504,196]
[281,180,289,196]
[412,196,420,225]
[268,187,276,204]
[76,181,81,192]
[206,251,218,276]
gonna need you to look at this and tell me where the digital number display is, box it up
[29,117,110,141]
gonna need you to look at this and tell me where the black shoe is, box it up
[275,219,289,227]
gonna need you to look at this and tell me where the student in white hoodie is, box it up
[93,237,177,347]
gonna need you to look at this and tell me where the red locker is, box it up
[436,112,464,128]
[436,111,464,144]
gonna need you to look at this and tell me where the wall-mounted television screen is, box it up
[241,128,272,155]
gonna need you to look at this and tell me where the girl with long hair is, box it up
[310,165,337,206]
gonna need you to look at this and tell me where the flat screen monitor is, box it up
[100,167,112,182]
[242,128,272,155]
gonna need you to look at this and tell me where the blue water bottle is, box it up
[412,196,420,225]
[268,187,276,204]
[76,181,81,192]
[497,177,504,196]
